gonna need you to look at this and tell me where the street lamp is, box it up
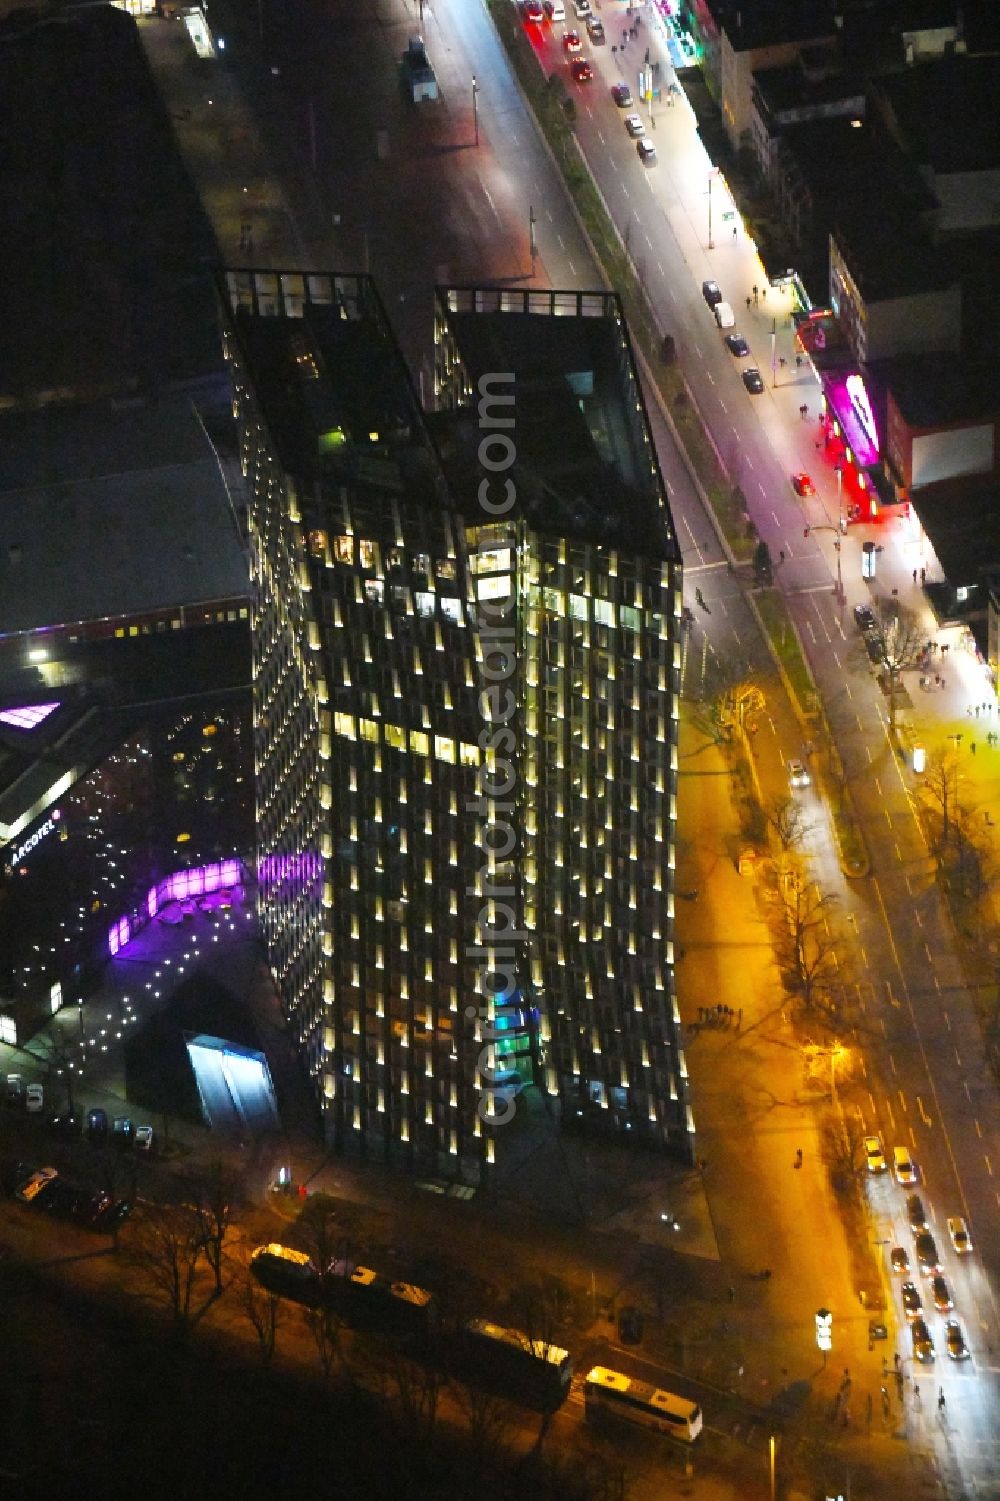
[529,204,537,268]
[835,463,845,533]
[472,74,479,148]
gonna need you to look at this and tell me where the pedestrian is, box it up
[937,1389,946,1412]
[976,705,981,717]
[737,1007,743,1028]
[920,567,926,584]
[971,741,976,755]
[779,356,787,368]
[913,1382,921,1403]
[894,1352,900,1370]
[912,569,917,584]
[732,225,737,240]
[728,1285,736,1303]
[779,549,785,564]
[939,677,945,690]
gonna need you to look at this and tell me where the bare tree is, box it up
[236,1253,283,1365]
[918,748,963,850]
[872,597,923,731]
[764,794,813,857]
[183,1159,238,1294]
[304,1302,345,1386]
[821,1112,868,1197]
[453,1382,518,1482]
[775,868,839,1010]
[128,1201,210,1333]
[363,1332,448,1442]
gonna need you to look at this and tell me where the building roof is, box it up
[876,55,1000,174]
[717,0,836,52]
[0,396,248,636]
[879,355,1000,429]
[433,289,679,560]
[913,483,1000,580]
[220,270,445,511]
[0,3,221,404]
[753,59,863,120]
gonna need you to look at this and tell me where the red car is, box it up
[563,29,582,51]
[570,57,593,81]
[792,472,816,496]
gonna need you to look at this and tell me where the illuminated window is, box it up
[620,605,640,632]
[386,724,406,750]
[459,742,479,767]
[594,599,615,627]
[441,598,462,624]
[334,536,354,564]
[358,539,379,571]
[471,548,511,575]
[358,718,379,743]
[334,712,356,739]
[415,591,435,618]
[365,579,385,604]
[307,530,328,557]
[409,731,429,756]
[477,575,509,601]
[434,736,456,763]
[568,594,588,621]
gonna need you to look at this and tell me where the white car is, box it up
[624,113,645,138]
[134,1124,155,1154]
[863,1133,886,1174]
[25,1083,44,1114]
[947,1216,972,1254]
[573,0,592,16]
[787,758,810,789]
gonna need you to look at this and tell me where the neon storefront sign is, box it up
[846,374,879,455]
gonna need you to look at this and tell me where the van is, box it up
[714,301,735,329]
[544,0,565,18]
[893,1145,917,1185]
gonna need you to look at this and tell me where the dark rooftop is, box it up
[0,395,248,637]
[433,289,678,560]
[0,3,221,404]
[876,56,1000,175]
[913,484,1000,580]
[715,0,836,53]
[219,269,444,509]
[753,59,863,119]
[878,355,1000,429]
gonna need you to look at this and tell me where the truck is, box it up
[401,36,438,102]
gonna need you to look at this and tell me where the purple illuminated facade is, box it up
[107,858,243,955]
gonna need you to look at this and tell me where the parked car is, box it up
[944,1319,969,1361]
[724,334,750,357]
[865,632,887,665]
[901,1281,922,1320]
[47,1112,82,1138]
[16,1167,58,1204]
[701,280,722,308]
[562,27,582,51]
[585,16,605,42]
[611,83,633,108]
[134,1125,155,1154]
[742,367,765,394]
[914,1231,940,1275]
[947,1216,972,1254]
[853,603,877,633]
[5,1074,24,1106]
[86,1107,109,1145]
[112,1117,134,1147]
[864,1134,886,1173]
[890,1246,910,1275]
[906,1194,927,1231]
[25,1083,44,1114]
[636,139,657,165]
[910,1317,934,1363]
[94,1199,134,1234]
[791,472,816,496]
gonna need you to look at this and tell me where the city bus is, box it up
[460,1318,573,1410]
[584,1366,703,1441]
[325,1260,437,1338]
[249,1243,322,1306]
